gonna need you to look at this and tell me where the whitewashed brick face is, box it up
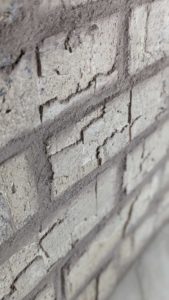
[131,68,169,139]
[63,205,131,300]
[11,257,47,300]
[0,55,40,148]
[124,119,169,194]
[39,165,119,267]
[129,0,169,74]
[1,0,169,299]
[0,149,39,230]
[37,14,119,105]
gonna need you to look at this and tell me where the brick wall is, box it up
[0,0,169,299]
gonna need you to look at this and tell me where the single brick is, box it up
[37,14,119,105]
[34,282,55,300]
[11,257,47,300]
[131,68,169,139]
[129,0,169,74]
[49,92,129,196]
[0,54,40,148]
[76,280,97,300]
[98,261,118,300]
[124,119,169,194]
[63,205,131,300]
[0,261,13,299]
[96,165,119,218]
[0,193,13,246]
[124,161,169,235]
[85,92,129,165]
[9,242,39,279]
[0,149,39,229]
[50,141,98,197]
[136,224,169,300]
[119,190,169,271]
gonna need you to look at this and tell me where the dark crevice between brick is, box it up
[128,89,132,142]
[35,46,42,77]
[39,105,43,123]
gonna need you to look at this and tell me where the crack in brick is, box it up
[96,124,128,166]
[39,243,50,258]
[64,30,74,53]
[47,104,105,156]
[139,142,153,173]
[40,63,116,113]
[2,256,43,299]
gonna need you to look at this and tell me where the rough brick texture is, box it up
[0,0,169,299]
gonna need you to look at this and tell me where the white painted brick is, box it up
[40,219,72,268]
[38,15,119,105]
[40,182,96,266]
[111,267,142,300]
[41,71,118,124]
[0,261,13,299]
[0,193,13,246]
[97,165,119,218]
[63,205,130,300]
[0,242,40,299]
[124,164,169,234]
[131,68,169,139]
[49,92,129,196]
[50,142,98,197]
[118,236,133,266]
[10,257,47,300]
[136,224,169,300]
[0,149,39,229]
[76,281,96,300]
[99,127,129,165]
[47,107,103,156]
[129,0,169,74]
[132,216,156,256]
[68,183,97,244]
[119,190,169,271]
[9,242,39,278]
[0,55,40,148]
[98,261,118,300]
[85,92,130,164]
[34,282,55,300]
[124,119,169,194]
